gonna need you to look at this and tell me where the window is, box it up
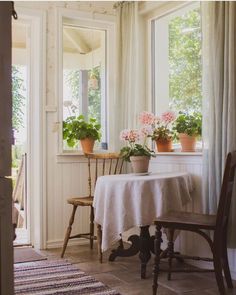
[60,15,111,152]
[152,3,202,116]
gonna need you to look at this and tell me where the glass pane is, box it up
[169,7,202,113]
[62,24,106,150]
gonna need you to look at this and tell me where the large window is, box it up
[152,3,202,116]
[61,17,108,151]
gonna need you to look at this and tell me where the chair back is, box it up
[86,152,124,197]
[215,151,236,240]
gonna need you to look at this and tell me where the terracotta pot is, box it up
[179,133,196,152]
[155,139,173,152]
[130,156,150,173]
[80,138,95,154]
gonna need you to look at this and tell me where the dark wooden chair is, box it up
[61,152,124,258]
[153,151,236,295]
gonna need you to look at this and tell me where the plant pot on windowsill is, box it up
[63,115,101,154]
[130,156,150,173]
[155,138,173,152]
[80,138,95,154]
[179,133,197,152]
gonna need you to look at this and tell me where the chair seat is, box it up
[155,211,216,230]
[67,196,93,206]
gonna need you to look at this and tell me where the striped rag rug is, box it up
[14,260,121,295]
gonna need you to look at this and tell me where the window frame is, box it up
[56,8,116,155]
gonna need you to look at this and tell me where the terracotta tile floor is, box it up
[40,243,236,295]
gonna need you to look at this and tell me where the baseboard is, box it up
[46,238,89,249]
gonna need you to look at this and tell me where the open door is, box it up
[0,2,14,295]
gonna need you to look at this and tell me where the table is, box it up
[93,171,194,278]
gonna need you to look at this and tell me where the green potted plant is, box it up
[63,115,101,153]
[173,112,202,152]
[120,127,155,173]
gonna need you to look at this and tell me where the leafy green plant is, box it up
[120,144,155,162]
[119,129,155,162]
[63,115,101,148]
[173,112,202,137]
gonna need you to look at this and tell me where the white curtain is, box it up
[201,2,236,245]
[112,2,146,150]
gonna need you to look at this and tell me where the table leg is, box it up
[109,235,140,261]
[139,226,152,279]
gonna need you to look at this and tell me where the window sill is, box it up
[155,151,202,156]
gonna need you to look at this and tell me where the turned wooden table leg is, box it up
[97,224,103,263]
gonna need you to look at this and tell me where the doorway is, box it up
[11,7,46,249]
[12,20,30,246]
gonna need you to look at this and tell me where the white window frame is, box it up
[56,8,116,155]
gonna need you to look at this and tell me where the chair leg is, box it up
[213,248,226,295]
[222,235,233,289]
[61,205,78,258]
[167,229,174,281]
[97,224,103,263]
[152,224,162,295]
[90,206,94,250]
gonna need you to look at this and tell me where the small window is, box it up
[152,3,202,116]
[62,21,107,151]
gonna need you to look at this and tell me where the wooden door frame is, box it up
[0,2,14,295]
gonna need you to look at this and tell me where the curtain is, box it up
[201,2,236,245]
[112,2,146,150]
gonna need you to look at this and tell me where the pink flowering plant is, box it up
[119,117,155,162]
[151,111,176,141]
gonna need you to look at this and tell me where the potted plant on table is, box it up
[151,111,176,152]
[120,126,155,173]
[173,112,202,152]
[63,115,101,153]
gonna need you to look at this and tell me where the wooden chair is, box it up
[61,152,124,258]
[152,151,236,295]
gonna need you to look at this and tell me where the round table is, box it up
[93,171,194,278]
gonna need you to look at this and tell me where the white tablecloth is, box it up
[93,172,194,252]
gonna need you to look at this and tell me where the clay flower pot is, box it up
[155,138,173,152]
[80,138,95,154]
[130,156,150,173]
[179,133,196,152]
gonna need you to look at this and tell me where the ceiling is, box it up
[63,26,104,54]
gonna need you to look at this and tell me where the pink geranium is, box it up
[120,129,130,141]
[139,111,155,126]
[120,129,140,143]
[128,129,140,142]
[161,111,176,125]
[140,125,153,138]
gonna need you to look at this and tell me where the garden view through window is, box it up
[62,23,106,151]
[153,4,202,126]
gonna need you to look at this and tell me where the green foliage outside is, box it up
[12,65,26,132]
[12,65,26,171]
[169,7,202,114]
[63,115,101,147]
[64,66,101,123]
[88,66,101,123]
